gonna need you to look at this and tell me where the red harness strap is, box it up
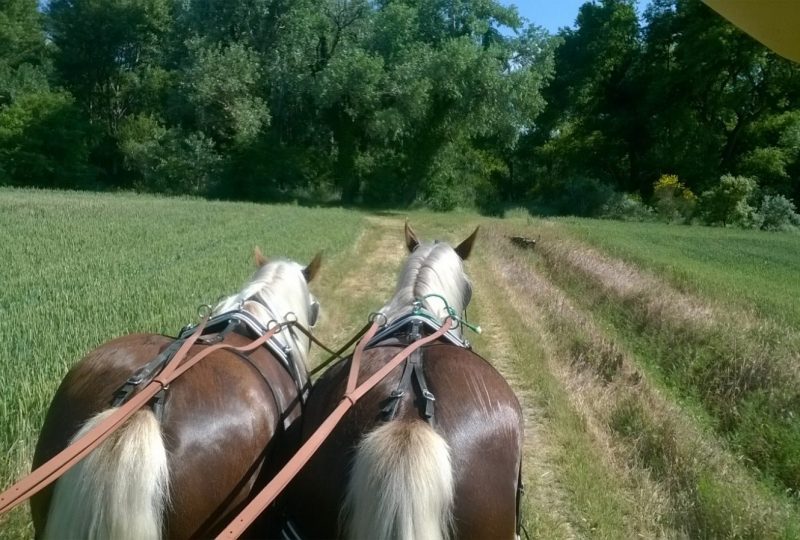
[0,317,287,516]
[216,317,454,540]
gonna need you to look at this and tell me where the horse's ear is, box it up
[455,226,479,260]
[253,246,267,267]
[303,252,322,282]
[404,220,420,252]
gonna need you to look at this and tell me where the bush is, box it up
[600,192,654,222]
[754,194,800,231]
[652,174,696,223]
[421,140,505,212]
[119,114,221,195]
[0,87,95,188]
[698,174,758,227]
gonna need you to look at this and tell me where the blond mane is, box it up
[380,242,471,336]
[212,259,316,377]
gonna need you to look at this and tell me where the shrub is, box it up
[600,192,654,222]
[652,174,697,223]
[753,194,800,231]
[119,114,221,195]
[697,174,758,227]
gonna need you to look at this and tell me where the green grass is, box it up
[553,218,800,327]
[491,220,800,537]
[0,188,364,537]
[505,217,800,509]
[4,189,800,538]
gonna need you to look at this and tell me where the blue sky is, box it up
[505,0,649,33]
[506,0,587,32]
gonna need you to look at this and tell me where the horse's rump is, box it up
[32,330,304,539]
[287,343,523,539]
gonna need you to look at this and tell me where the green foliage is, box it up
[525,0,800,213]
[181,40,269,146]
[738,111,800,197]
[531,176,616,217]
[698,174,758,227]
[600,192,654,221]
[4,0,799,212]
[0,88,94,187]
[0,0,46,68]
[754,194,800,232]
[118,114,220,195]
[733,391,800,493]
[652,174,696,223]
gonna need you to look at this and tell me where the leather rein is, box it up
[0,314,457,540]
[215,315,455,539]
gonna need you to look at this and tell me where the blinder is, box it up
[309,296,320,328]
[463,280,473,308]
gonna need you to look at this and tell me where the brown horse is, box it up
[31,251,322,540]
[283,224,524,540]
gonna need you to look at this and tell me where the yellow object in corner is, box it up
[702,0,800,62]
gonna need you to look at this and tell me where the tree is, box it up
[529,0,642,193]
[0,0,94,187]
[47,0,172,183]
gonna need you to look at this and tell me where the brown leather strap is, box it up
[0,317,287,516]
[345,321,382,396]
[216,318,454,539]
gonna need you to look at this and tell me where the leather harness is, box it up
[380,319,437,423]
[109,311,311,430]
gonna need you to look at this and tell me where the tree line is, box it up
[1,0,799,219]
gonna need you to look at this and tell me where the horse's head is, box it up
[212,249,322,368]
[381,222,478,333]
[244,248,322,331]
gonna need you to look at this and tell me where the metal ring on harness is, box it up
[197,304,213,319]
[368,312,388,327]
[266,319,281,332]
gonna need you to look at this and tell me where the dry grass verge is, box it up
[483,224,800,538]
[522,223,800,500]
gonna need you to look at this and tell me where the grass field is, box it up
[1,189,799,538]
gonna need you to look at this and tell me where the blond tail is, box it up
[343,420,454,540]
[43,408,169,540]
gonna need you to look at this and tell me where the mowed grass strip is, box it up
[0,188,364,537]
[484,223,800,537]
[528,219,800,501]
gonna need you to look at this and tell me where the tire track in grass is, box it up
[469,263,578,539]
